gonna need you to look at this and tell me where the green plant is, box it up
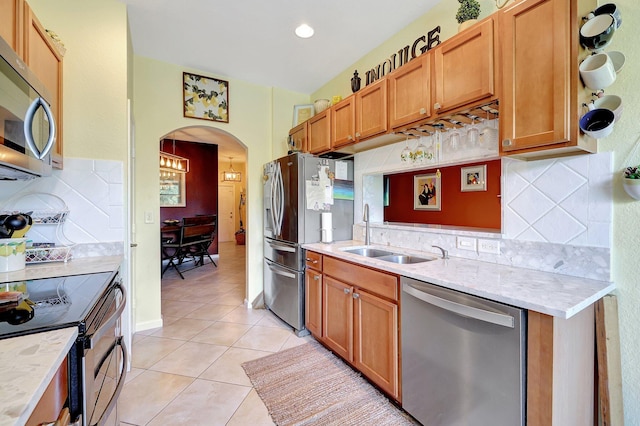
[624,166,640,179]
[456,0,481,24]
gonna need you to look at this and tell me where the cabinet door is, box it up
[499,0,570,153]
[305,268,323,337]
[353,290,399,400]
[322,276,353,362]
[0,0,24,56]
[289,122,307,153]
[434,17,496,113]
[388,54,431,130]
[24,3,64,168]
[356,79,388,141]
[331,97,355,148]
[308,110,331,154]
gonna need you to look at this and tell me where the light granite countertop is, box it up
[303,240,615,319]
[0,255,123,426]
[0,327,78,426]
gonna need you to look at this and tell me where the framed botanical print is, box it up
[183,72,229,123]
[293,104,314,127]
[414,173,441,211]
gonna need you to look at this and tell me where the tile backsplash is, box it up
[0,158,125,257]
[354,135,613,281]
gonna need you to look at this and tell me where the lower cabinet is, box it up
[304,268,323,337]
[306,252,401,402]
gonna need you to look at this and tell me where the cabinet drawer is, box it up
[305,250,322,270]
[324,256,398,301]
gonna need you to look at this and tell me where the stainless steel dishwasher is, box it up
[401,277,526,426]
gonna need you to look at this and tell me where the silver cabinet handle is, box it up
[355,132,361,138]
[403,283,514,328]
[305,258,318,263]
[313,275,320,281]
[502,139,513,147]
[420,107,427,114]
[434,103,441,110]
[353,293,360,299]
[343,288,351,294]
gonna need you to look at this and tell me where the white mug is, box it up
[587,94,623,122]
[579,53,617,90]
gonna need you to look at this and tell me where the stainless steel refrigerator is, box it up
[263,152,354,335]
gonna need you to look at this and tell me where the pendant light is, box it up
[159,136,189,174]
[222,157,242,182]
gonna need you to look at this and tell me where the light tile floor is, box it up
[118,241,312,425]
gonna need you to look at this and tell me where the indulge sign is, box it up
[360,26,442,87]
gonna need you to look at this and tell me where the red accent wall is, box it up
[160,140,219,252]
[384,160,501,230]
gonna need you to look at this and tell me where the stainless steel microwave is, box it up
[0,36,55,180]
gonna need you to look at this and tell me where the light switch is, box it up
[144,211,153,224]
[456,236,477,251]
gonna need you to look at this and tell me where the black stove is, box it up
[0,271,116,340]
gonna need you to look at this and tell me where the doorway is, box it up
[218,183,235,242]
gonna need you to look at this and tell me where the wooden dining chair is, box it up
[161,215,217,279]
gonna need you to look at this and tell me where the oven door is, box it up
[83,282,127,426]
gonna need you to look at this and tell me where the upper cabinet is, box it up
[0,0,24,56]
[388,54,432,130]
[356,78,388,140]
[24,2,64,168]
[433,17,497,114]
[308,110,331,154]
[331,96,356,148]
[499,0,595,159]
[289,121,308,153]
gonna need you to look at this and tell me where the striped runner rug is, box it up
[242,340,417,426]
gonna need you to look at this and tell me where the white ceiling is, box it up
[122,0,440,163]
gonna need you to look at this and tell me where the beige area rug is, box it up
[242,340,417,426]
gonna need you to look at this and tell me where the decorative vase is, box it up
[351,70,361,93]
[313,99,331,114]
[458,19,478,32]
[623,178,640,200]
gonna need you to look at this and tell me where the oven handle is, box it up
[89,336,128,426]
[87,282,126,349]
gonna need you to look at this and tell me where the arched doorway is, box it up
[159,125,248,299]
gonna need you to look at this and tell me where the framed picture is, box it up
[183,72,229,123]
[160,173,186,207]
[461,165,487,192]
[293,104,314,127]
[414,173,441,211]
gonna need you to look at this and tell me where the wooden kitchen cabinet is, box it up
[355,78,388,141]
[433,17,497,114]
[0,0,24,56]
[26,356,68,425]
[499,0,596,159]
[305,251,323,337]
[320,255,400,401]
[289,121,307,153]
[23,1,64,168]
[388,53,432,130]
[307,109,331,154]
[331,96,356,148]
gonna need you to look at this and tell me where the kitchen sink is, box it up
[341,247,394,257]
[376,254,435,264]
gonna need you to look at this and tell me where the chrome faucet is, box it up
[363,203,370,245]
[432,245,449,259]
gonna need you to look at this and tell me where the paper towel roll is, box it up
[321,212,333,243]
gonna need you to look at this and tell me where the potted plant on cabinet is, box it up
[456,0,481,32]
[623,166,640,200]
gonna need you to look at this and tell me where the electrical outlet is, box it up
[478,238,500,254]
[456,236,477,251]
[144,211,154,224]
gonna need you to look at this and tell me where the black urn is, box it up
[351,70,361,93]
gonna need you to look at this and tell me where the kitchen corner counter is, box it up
[0,255,123,283]
[0,327,78,426]
[303,241,615,319]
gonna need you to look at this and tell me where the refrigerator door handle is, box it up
[269,164,279,235]
[275,162,285,235]
[267,261,296,279]
[268,241,296,253]
[403,282,515,328]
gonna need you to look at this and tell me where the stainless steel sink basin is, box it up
[376,254,435,264]
[342,247,394,257]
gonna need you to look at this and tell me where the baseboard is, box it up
[135,318,163,333]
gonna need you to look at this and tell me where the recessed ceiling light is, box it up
[295,24,314,39]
